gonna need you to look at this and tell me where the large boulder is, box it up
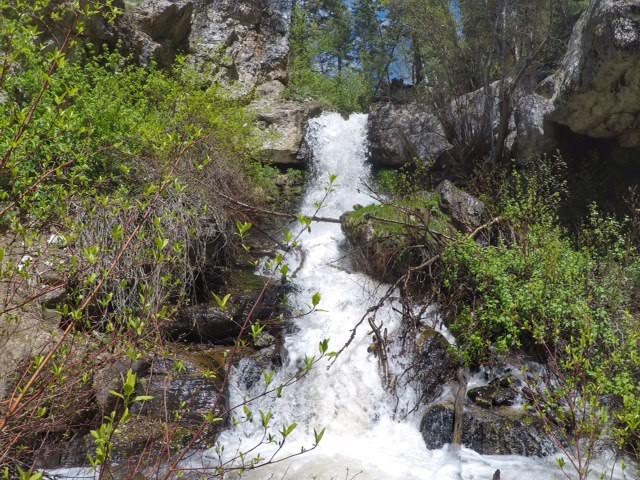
[167,271,286,343]
[368,102,453,168]
[132,0,194,66]
[36,350,229,472]
[512,93,557,163]
[189,0,293,91]
[132,356,225,425]
[414,327,459,404]
[169,305,241,343]
[112,0,292,89]
[341,195,455,281]
[436,180,485,231]
[368,86,558,170]
[551,0,640,147]
[420,403,555,457]
[255,100,323,165]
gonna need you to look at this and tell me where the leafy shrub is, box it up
[441,161,640,461]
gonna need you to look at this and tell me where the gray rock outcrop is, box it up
[513,93,557,163]
[255,99,323,165]
[189,0,293,91]
[436,180,485,231]
[109,0,292,92]
[367,88,557,169]
[551,0,640,147]
[368,102,453,168]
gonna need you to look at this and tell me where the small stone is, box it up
[253,332,276,348]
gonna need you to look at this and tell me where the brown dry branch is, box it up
[330,216,503,381]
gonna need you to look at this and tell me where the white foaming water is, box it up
[48,113,633,480]
[192,112,630,480]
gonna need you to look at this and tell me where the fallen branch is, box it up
[331,216,503,368]
[217,191,342,224]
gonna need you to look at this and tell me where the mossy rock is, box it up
[341,193,455,280]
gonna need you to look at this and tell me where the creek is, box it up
[48,113,629,480]
[199,113,600,480]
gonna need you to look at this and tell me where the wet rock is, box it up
[436,180,485,231]
[93,358,149,412]
[253,331,276,348]
[368,102,453,168]
[237,343,283,391]
[168,271,285,344]
[551,0,640,148]
[133,357,224,424]
[468,377,518,409]
[415,327,459,404]
[169,305,240,343]
[32,433,93,470]
[255,101,323,165]
[420,403,555,456]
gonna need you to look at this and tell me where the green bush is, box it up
[441,162,640,459]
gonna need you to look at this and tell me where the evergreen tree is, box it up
[353,0,398,95]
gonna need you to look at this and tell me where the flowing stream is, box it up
[49,113,631,480]
[199,112,608,480]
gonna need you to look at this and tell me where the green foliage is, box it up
[89,370,153,470]
[346,194,448,235]
[444,219,593,361]
[441,161,640,460]
[1,47,260,216]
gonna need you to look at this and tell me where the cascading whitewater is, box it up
[48,113,631,480]
[200,113,591,480]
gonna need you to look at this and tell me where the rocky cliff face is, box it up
[115,0,293,93]
[368,0,640,170]
[551,0,640,148]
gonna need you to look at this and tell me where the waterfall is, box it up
[202,113,580,480]
[47,113,631,479]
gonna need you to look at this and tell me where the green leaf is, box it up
[260,410,273,428]
[281,422,297,438]
[133,395,154,403]
[212,292,232,311]
[109,390,124,400]
[319,338,329,354]
[314,427,326,444]
[243,405,253,421]
[312,292,321,308]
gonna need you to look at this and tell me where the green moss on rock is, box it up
[341,193,455,280]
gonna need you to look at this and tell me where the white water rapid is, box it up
[193,113,630,480]
[48,113,633,480]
